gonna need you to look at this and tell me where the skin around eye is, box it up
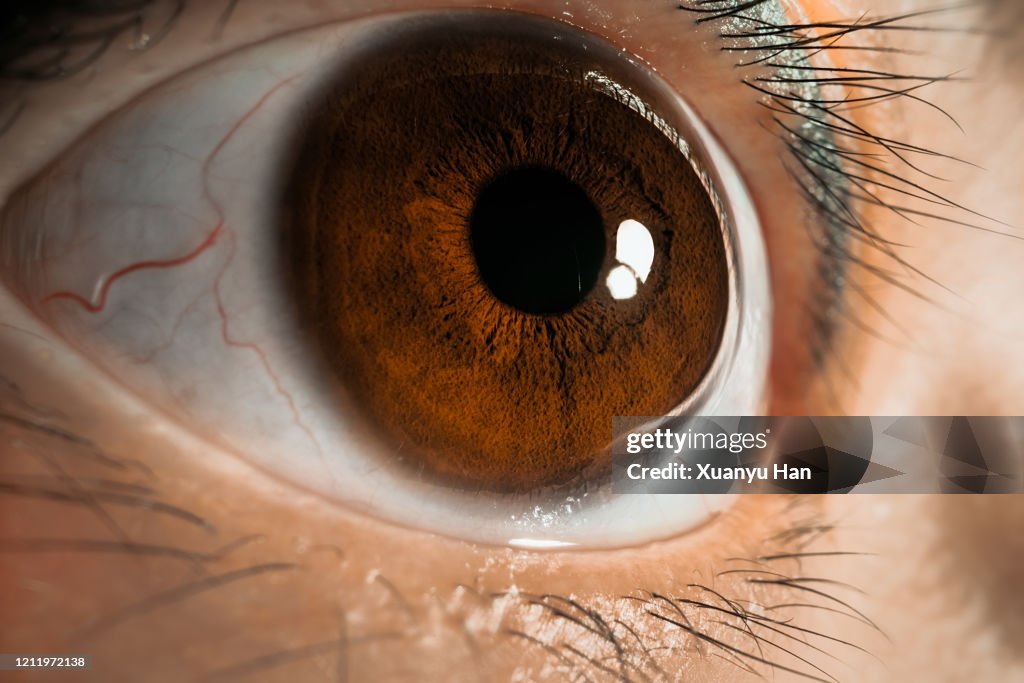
[2,1,1024,682]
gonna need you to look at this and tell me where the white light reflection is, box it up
[606,265,638,299]
[605,219,655,300]
[616,219,654,282]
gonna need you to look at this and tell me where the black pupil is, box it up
[470,166,606,315]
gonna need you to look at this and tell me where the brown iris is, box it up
[284,14,729,492]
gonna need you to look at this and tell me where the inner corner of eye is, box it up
[280,10,734,497]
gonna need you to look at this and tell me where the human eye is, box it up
[1,1,1022,682]
[2,6,776,549]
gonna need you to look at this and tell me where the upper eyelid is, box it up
[8,0,1012,86]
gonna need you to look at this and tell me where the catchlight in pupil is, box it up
[285,12,730,492]
[470,166,605,315]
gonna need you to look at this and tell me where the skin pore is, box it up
[1,0,1023,681]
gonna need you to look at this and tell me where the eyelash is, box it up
[679,0,1000,382]
[501,511,874,683]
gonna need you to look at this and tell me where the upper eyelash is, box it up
[679,0,1009,389]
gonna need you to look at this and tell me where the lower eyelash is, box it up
[493,500,876,683]
[678,0,1009,375]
